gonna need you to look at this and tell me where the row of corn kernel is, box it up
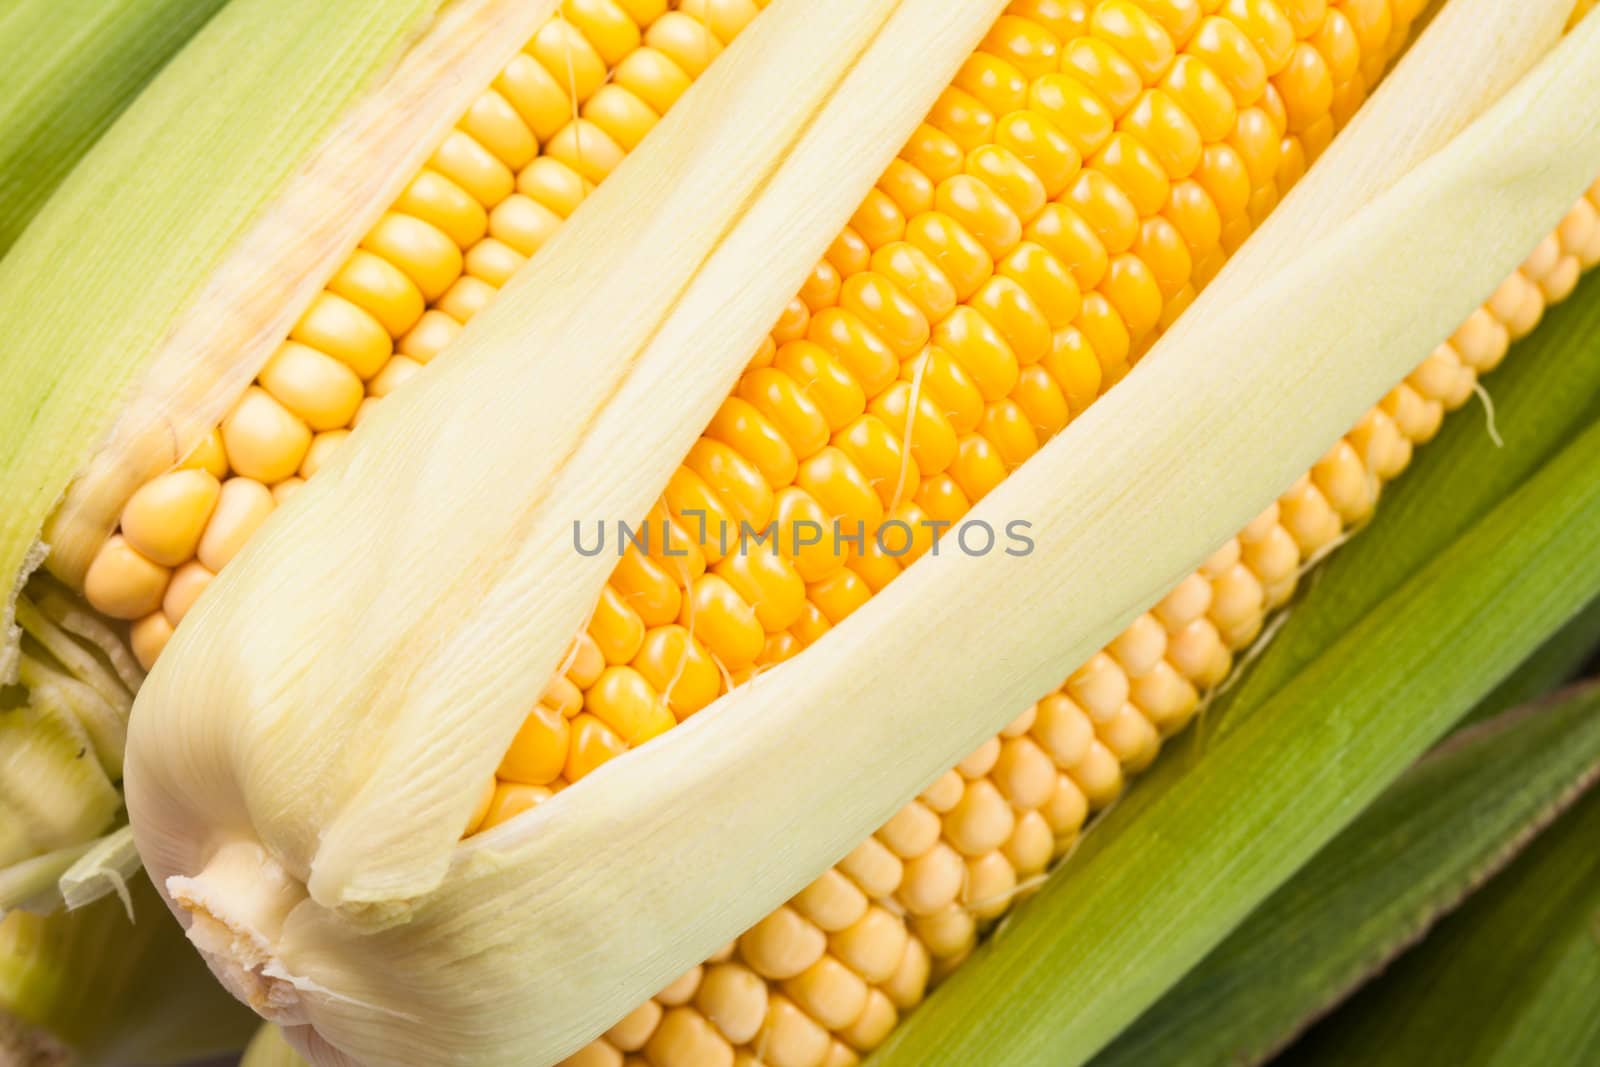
[556,178,1600,1067]
[495,4,1430,1066]
[77,0,753,669]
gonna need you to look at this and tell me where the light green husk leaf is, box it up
[0,0,231,256]
[125,3,1600,1066]
[869,245,1600,1067]
[0,871,256,1065]
[1289,777,1600,1063]
[0,844,98,918]
[1463,596,1600,727]
[0,686,119,874]
[57,826,142,913]
[0,577,139,913]
[1093,678,1600,1067]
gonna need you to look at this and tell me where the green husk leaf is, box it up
[242,1025,311,1067]
[0,871,256,1065]
[0,0,231,256]
[1287,778,1600,1064]
[1094,679,1600,1067]
[869,259,1600,1067]
[1463,595,1600,727]
[0,0,448,682]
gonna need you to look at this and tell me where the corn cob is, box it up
[0,0,1592,1063]
[30,0,1422,864]
[14,0,1574,869]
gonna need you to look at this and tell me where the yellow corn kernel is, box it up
[395,169,490,249]
[177,427,229,479]
[299,431,347,480]
[483,782,553,831]
[564,713,628,782]
[696,964,767,1046]
[740,908,826,982]
[528,18,609,103]
[430,129,515,208]
[291,292,394,379]
[329,249,426,338]
[489,194,564,257]
[613,46,692,115]
[607,999,661,1053]
[195,477,275,573]
[220,387,312,484]
[498,704,571,786]
[274,477,304,507]
[495,53,573,144]
[119,469,220,568]
[590,584,647,665]
[128,611,175,671]
[464,237,528,288]
[521,157,593,219]
[631,626,720,718]
[1065,36,1145,120]
[398,309,462,363]
[161,560,215,626]
[583,83,659,151]
[782,956,868,1032]
[645,1007,729,1067]
[258,342,365,431]
[544,118,626,185]
[361,212,463,303]
[83,534,170,620]
[1188,16,1268,105]
[677,0,763,44]
[460,89,538,171]
[368,355,424,399]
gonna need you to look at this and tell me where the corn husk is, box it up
[1093,678,1600,1066]
[0,0,231,255]
[122,2,1600,1065]
[1292,774,1600,1063]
